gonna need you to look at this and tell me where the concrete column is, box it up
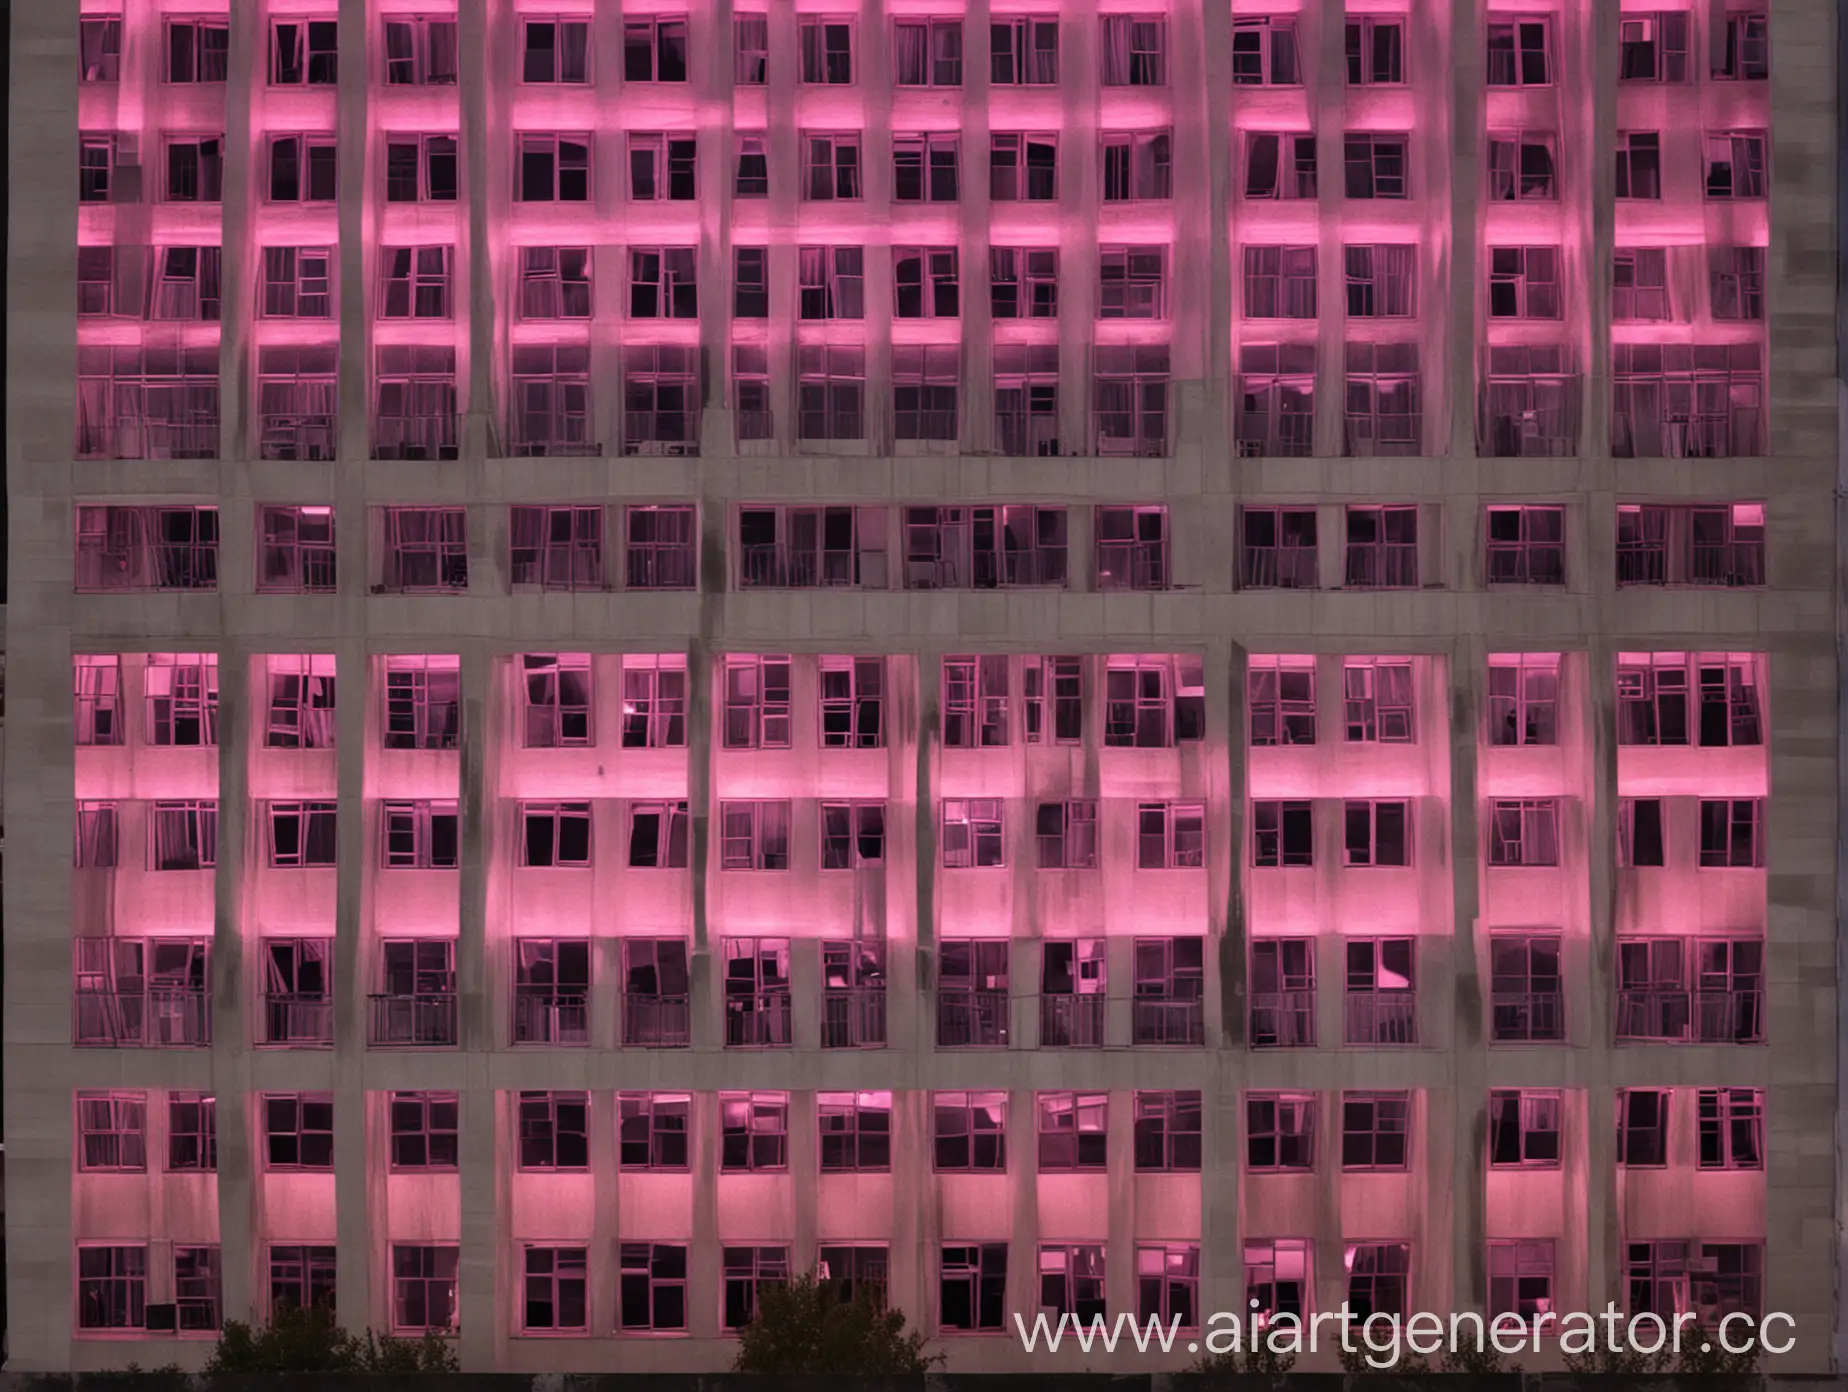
[689,1091,722,1339]
[958,0,995,454]
[211,645,254,1323]
[1004,1087,1041,1324]
[1310,0,1344,458]
[1446,639,1487,1316]
[335,0,371,463]
[217,4,256,462]
[1447,0,1485,457]
[331,637,371,1327]
[1059,2,1098,455]
[1104,1088,1136,1320]
[789,1091,819,1273]
[460,0,496,457]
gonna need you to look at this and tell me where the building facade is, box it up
[4,0,1840,1373]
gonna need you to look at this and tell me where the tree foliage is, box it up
[731,1273,942,1375]
[203,1302,459,1374]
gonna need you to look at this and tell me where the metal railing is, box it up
[1616,989,1692,1042]
[1240,545,1318,590]
[1040,994,1105,1048]
[75,543,219,593]
[820,988,887,1048]
[264,993,333,1047]
[937,989,1009,1047]
[259,416,337,462]
[625,548,698,590]
[1095,544,1169,591]
[725,992,793,1048]
[75,987,212,1048]
[512,988,589,1045]
[1491,990,1564,1043]
[1133,997,1204,1046]
[1344,991,1417,1045]
[373,413,459,461]
[995,411,1060,457]
[1249,990,1316,1048]
[368,992,457,1046]
[1344,544,1419,589]
[623,993,691,1048]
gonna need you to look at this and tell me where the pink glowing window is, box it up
[734,13,768,82]
[943,655,1008,746]
[1612,248,1670,322]
[1138,803,1204,869]
[1488,1240,1555,1324]
[991,251,1058,323]
[1620,13,1689,81]
[521,802,591,867]
[150,801,218,869]
[148,248,223,321]
[389,1091,459,1169]
[1250,943,1315,1048]
[510,351,596,458]
[1236,347,1315,458]
[1344,15,1402,83]
[1245,1240,1309,1324]
[1481,344,1579,457]
[628,802,689,867]
[1698,1088,1764,1169]
[1616,1088,1668,1165]
[380,246,451,319]
[895,17,963,85]
[989,134,1057,201]
[179,1256,237,1336]
[1041,939,1105,1046]
[518,1091,590,1170]
[621,344,701,455]
[261,247,332,320]
[77,1246,148,1331]
[914,508,1067,591]
[1618,797,1666,866]
[1713,11,1768,80]
[1097,345,1172,455]
[1631,1242,1765,1323]
[818,1092,891,1170]
[268,802,337,868]
[798,247,863,319]
[164,134,225,203]
[78,133,125,203]
[818,1246,888,1307]
[392,1246,458,1334]
[520,248,591,319]
[733,248,768,317]
[1490,935,1563,1042]
[75,938,211,1048]
[738,505,888,589]
[1134,938,1204,1045]
[1343,133,1407,199]
[76,358,220,461]
[384,135,457,202]
[1488,130,1558,201]
[797,133,858,200]
[1343,659,1413,742]
[1099,246,1166,320]
[1101,129,1172,200]
[1241,1086,1315,1160]
[1038,1091,1108,1171]
[1133,1091,1201,1171]
[942,799,1004,868]
[1249,658,1315,746]
[80,17,122,82]
[1615,132,1661,199]
[1712,246,1766,321]
[1244,131,1317,200]
[1036,802,1098,870]
[1486,505,1565,586]
[1700,800,1765,869]
[513,939,589,1046]
[720,1091,789,1168]
[267,134,336,203]
[1488,654,1558,746]
[264,939,333,1047]
[799,17,854,82]
[619,1243,688,1331]
[1344,245,1416,317]
[1138,1246,1201,1328]
[719,802,791,870]
[521,655,592,748]
[994,345,1059,455]
[164,17,229,83]
[169,1093,216,1172]
[75,801,117,867]
[724,1248,791,1330]
[521,18,590,84]
[1023,657,1082,743]
[619,1092,690,1168]
[938,944,1011,1048]
[74,657,122,747]
[795,345,864,440]
[723,941,792,1046]
[1253,800,1311,868]
[1489,246,1561,319]
[893,133,960,202]
[992,15,1058,83]
[1488,799,1559,866]
[1346,1243,1410,1319]
[270,1246,336,1318]
[1612,344,1765,459]
[1100,13,1165,84]
[266,656,337,750]
[621,656,688,748]
[373,355,460,462]
[933,1091,1006,1170]
[1341,1093,1408,1169]
[1346,940,1416,1045]
[522,1247,588,1333]
[383,17,458,85]
[271,18,337,85]
[822,941,887,1048]
[722,655,790,748]
[511,504,604,590]
[623,16,689,81]
[256,348,338,462]
[518,133,591,202]
[1617,652,1762,747]
[1705,130,1768,200]
[629,249,697,319]
[76,246,116,317]
[894,247,959,319]
[381,800,458,869]
[1486,15,1551,84]
[1233,15,1299,84]
[374,943,458,1046]
[1488,1090,1560,1167]
[1039,1245,1107,1322]
[265,1092,334,1170]
[893,346,960,443]
[1345,344,1421,457]
[382,655,460,750]
[1242,246,1313,320]
[1342,506,1417,588]
[77,1091,147,1172]
[1344,801,1410,867]
[819,659,884,748]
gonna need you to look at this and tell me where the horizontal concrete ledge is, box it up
[1,1377,1840,1392]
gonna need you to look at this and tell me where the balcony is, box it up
[259,416,337,462]
[1096,543,1168,591]
[1249,990,1315,1048]
[264,993,333,1047]
[621,412,698,456]
[76,542,219,593]
[368,992,457,1046]
[1040,994,1105,1048]
[820,987,887,1048]
[1133,996,1204,1046]
[937,989,1009,1047]
[1617,989,1764,1044]
[1491,990,1563,1043]
[739,544,861,589]
[1344,991,1417,1045]
[81,419,221,462]
[512,988,589,1046]
[75,987,211,1048]
[725,991,793,1048]
[623,993,691,1047]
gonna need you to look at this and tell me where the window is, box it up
[390,1091,459,1170]
[893,133,960,202]
[1135,802,1204,871]
[1620,12,1689,81]
[619,1244,689,1331]
[989,133,1058,200]
[149,800,219,869]
[622,657,688,749]
[522,18,589,83]
[507,347,596,458]
[629,248,698,320]
[75,657,123,747]
[1711,246,1766,322]
[1345,245,1415,318]
[1489,246,1561,319]
[934,1091,1006,1171]
[1489,655,1558,746]
[258,244,335,320]
[81,17,123,82]
[1489,934,1564,1043]
[723,1247,790,1330]
[1038,1091,1108,1171]
[1617,1088,1668,1166]
[1487,15,1551,83]
[519,247,591,320]
[738,505,889,589]
[1620,503,1767,588]
[798,246,864,320]
[1345,15,1403,83]
[1700,798,1764,868]
[1246,1092,1315,1170]
[1025,657,1083,744]
[78,1091,147,1171]
[384,134,458,202]
[77,245,120,317]
[1133,937,1204,1045]
[941,654,1009,747]
[819,658,884,748]
[1341,1092,1408,1169]
[623,15,688,80]
[1698,1088,1763,1169]
[818,1092,892,1171]
[720,1091,788,1170]
[800,16,854,82]
[79,134,126,203]
[380,246,451,319]
[628,802,690,868]
[170,1093,217,1171]
[723,939,792,1047]
[521,801,592,868]
[1705,130,1768,200]
[620,345,699,456]
[719,801,791,871]
[906,506,1068,589]
[383,655,460,749]
[1486,505,1565,585]
[1618,653,1762,747]
[518,1091,590,1170]
[822,940,887,1049]
[940,1243,1008,1330]
[1345,133,1408,199]
[1101,129,1172,200]
[992,16,1058,83]
[1343,659,1414,743]
[1615,132,1661,199]
[802,134,861,200]
[734,13,768,81]
[1489,799,1561,867]
[383,16,458,85]
[78,1247,148,1330]
[1488,1241,1554,1324]
[990,249,1058,320]
[75,353,222,461]
[1131,1091,1201,1171]
[512,938,589,1046]
[619,1093,690,1169]
[267,134,337,203]
[1233,15,1299,84]
[896,17,962,84]
[733,247,768,318]
[181,1251,233,1330]
[1619,797,1666,867]
[392,1245,458,1334]
[165,17,229,82]
[263,939,333,1046]
[1095,246,1166,320]
[379,801,458,871]
[266,657,336,750]
[74,802,116,868]
[938,941,1011,1047]
[1039,1245,1108,1324]
[1714,10,1768,79]
[1235,345,1315,458]
[1612,343,1765,459]
[264,1092,334,1170]
[270,1245,336,1316]
[1040,939,1105,1046]
[893,345,960,442]
[817,1246,888,1308]
[722,655,791,749]
[736,346,770,433]
[1344,801,1411,867]
[518,133,591,202]
[1617,941,1692,1042]
[1095,344,1170,455]
[522,1247,588,1334]
[942,799,1005,869]
[1344,343,1421,457]
[522,654,592,748]
[256,346,337,461]
[1094,506,1168,591]
[891,248,960,324]
[1488,1090,1560,1167]
[1250,941,1316,1048]
[992,343,1059,455]
[1245,1240,1310,1327]
[1242,246,1315,319]
[627,132,696,201]
[1481,344,1577,456]
[1341,505,1418,589]
[1244,131,1318,199]
[1346,938,1416,1044]
[1104,655,1204,747]
[1612,248,1670,322]
[1488,130,1557,200]
[1100,14,1165,84]
[271,19,340,86]
[372,349,459,461]
[1252,800,1313,868]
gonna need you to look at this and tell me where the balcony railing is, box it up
[995,411,1060,457]
[1249,989,1315,1048]
[512,988,589,1045]
[259,416,337,462]
[820,987,887,1048]
[1491,990,1563,1043]
[1344,544,1419,589]
[368,992,457,1046]
[621,412,698,455]
[80,419,221,461]
[1620,989,1764,1043]
[1344,991,1417,1045]
[1040,993,1105,1048]
[625,548,698,590]
[509,418,600,457]
[937,989,1009,1047]
[1690,543,1765,587]
[264,993,333,1047]
[725,991,793,1047]
[1616,989,1690,1042]
[75,988,212,1048]
[374,413,459,461]
[623,993,691,1047]
[1616,543,1668,586]
[739,544,865,589]
[76,543,219,593]
[1697,988,1764,1044]
[1133,996,1204,1046]
[1096,544,1168,591]
[1240,546,1318,590]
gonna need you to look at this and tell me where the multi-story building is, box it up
[3,0,1837,1373]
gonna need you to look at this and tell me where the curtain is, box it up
[1100,16,1131,84]
[894,22,927,83]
